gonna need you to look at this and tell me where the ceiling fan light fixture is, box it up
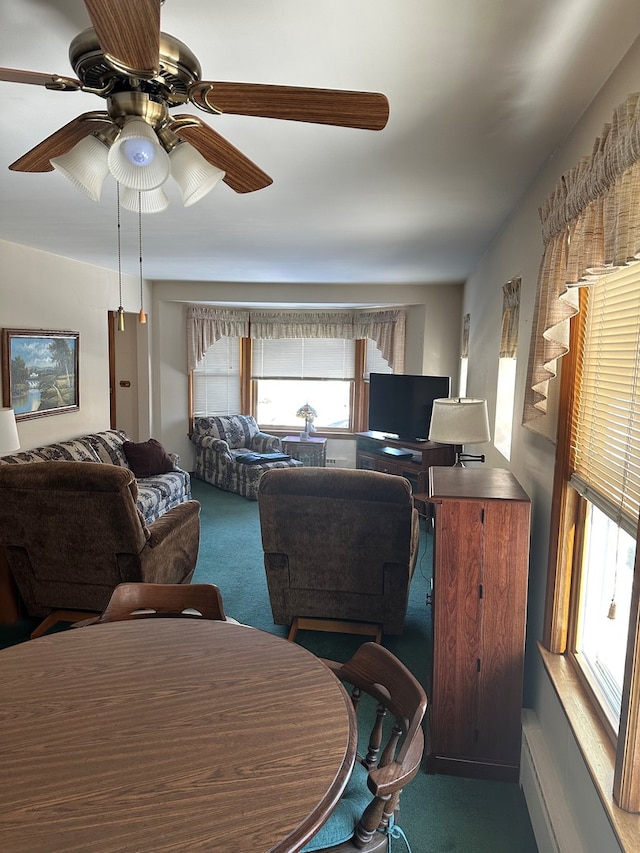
[120,186,170,214]
[107,119,170,191]
[170,142,225,207]
[50,133,110,202]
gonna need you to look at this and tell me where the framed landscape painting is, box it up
[2,329,79,421]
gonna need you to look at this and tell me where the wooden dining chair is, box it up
[85,582,228,624]
[302,642,427,852]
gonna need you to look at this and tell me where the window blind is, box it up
[569,264,640,538]
[251,338,355,379]
[364,337,392,378]
[192,336,241,416]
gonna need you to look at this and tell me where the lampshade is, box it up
[170,142,226,207]
[120,186,170,214]
[428,398,490,445]
[296,403,317,422]
[0,408,20,454]
[50,133,110,201]
[107,119,170,191]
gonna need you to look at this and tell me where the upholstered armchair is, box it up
[0,461,201,637]
[191,414,302,500]
[258,467,420,640]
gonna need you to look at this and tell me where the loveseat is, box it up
[0,429,191,524]
[191,415,302,500]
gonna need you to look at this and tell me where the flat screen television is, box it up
[368,373,451,442]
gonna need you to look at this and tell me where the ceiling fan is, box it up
[0,0,389,204]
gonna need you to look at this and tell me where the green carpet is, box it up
[0,478,538,852]
[190,479,538,853]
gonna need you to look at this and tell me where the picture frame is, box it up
[2,329,79,421]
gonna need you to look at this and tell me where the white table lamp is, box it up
[428,398,490,466]
[0,408,20,455]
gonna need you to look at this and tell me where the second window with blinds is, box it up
[253,338,355,429]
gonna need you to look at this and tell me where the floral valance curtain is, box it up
[186,307,249,373]
[248,311,354,339]
[187,306,406,373]
[500,277,521,359]
[353,310,405,373]
[523,92,640,427]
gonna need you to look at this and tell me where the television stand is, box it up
[355,432,455,492]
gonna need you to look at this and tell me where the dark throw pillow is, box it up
[123,438,174,479]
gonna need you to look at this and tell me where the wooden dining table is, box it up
[0,619,357,852]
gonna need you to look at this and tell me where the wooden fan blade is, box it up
[0,67,81,91]
[83,0,161,77]
[170,116,273,194]
[9,113,111,172]
[189,82,389,131]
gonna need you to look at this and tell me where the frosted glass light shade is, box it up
[108,119,170,190]
[0,408,20,454]
[120,186,170,214]
[170,142,225,206]
[428,398,490,445]
[50,134,110,201]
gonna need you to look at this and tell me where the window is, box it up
[574,503,635,729]
[495,278,520,460]
[186,307,405,433]
[547,263,640,810]
[495,359,516,458]
[252,338,355,430]
[459,313,470,397]
[365,337,392,377]
[192,336,241,416]
[566,265,640,732]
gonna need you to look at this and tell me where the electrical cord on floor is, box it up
[416,518,434,606]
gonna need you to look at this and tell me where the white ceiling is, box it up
[1,0,638,285]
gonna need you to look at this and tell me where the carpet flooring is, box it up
[189,479,538,853]
[0,477,539,852]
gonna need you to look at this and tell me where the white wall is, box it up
[464,35,640,853]
[0,240,140,448]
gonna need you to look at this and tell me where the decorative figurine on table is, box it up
[296,403,317,440]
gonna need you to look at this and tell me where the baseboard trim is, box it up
[520,709,582,853]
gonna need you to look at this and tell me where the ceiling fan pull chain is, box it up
[116,181,125,332]
[138,192,147,324]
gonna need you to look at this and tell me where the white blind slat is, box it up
[571,265,640,533]
[192,337,241,416]
[251,338,355,380]
[364,338,392,379]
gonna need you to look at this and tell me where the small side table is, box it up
[282,435,327,467]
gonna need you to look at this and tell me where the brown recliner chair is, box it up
[258,467,419,642]
[0,461,201,638]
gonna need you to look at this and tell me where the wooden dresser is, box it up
[427,466,531,781]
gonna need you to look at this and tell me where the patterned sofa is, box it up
[190,415,303,500]
[0,429,191,525]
